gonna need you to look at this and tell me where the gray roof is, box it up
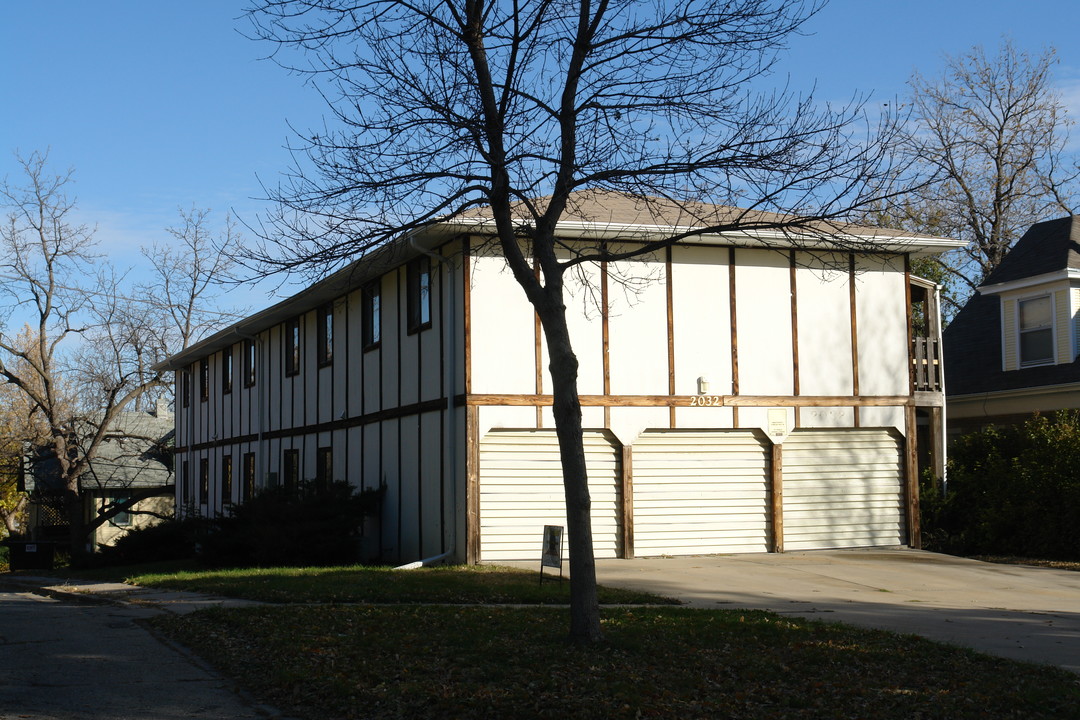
[23,409,174,492]
[981,216,1080,287]
[945,216,1080,397]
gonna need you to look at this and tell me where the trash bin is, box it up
[7,541,56,571]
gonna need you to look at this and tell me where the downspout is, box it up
[394,233,459,569]
[935,283,948,496]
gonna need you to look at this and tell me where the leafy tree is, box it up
[246,0,913,642]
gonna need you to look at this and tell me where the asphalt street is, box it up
[0,589,271,720]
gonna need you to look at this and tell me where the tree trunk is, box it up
[536,301,602,643]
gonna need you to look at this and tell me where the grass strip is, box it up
[151,605,1080,720]
[127,563,673,605]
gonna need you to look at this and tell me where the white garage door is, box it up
[478,430,621,561]
[782,428,905,551]
[632,430,770,556]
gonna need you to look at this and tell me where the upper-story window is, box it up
[1019,295,1054,366]
[222,346,233,395]
[362,281,381,350]
[285,317,301,377]
[199,358,209,402]
[243,338,256,388]
[181,370,191,408]
[407,257,432,333]
[318,302,334,367]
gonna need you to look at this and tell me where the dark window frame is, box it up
[199,358,209,402]
[221,455,233,504]
[316,446,332,490]
[181,370,191,409]
[243,452,256,502]
[285,317,301,377]
[283,449,300,495]
[1018,295,1054,367]
[407,257,432,334]
[362,281,381,351]
[222,346,234,395]
[243,338,257,388]
[318,302,334,367]
[199,458,209,505]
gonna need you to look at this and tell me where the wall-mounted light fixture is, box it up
[697,376,711,395]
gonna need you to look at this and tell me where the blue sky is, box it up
[2,0,1080,308]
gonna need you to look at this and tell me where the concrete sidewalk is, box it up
[590,548,1080,673]
[0,574,266,614]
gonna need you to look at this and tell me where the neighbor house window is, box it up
[283,449,300,495]
[407,257,432,333]
[181,371,191,408]
[199,458,209,505]
[107,492,132,527]
[316,446,332,490]
[221,455,233,504]
[243,452,256,501]
[318,302,334,366]
[199,358,209,401]
[1019,296,1053,366]
[362,281,381,350]
[243,338,256,388]
[222,347,233,395]
[285,318,301,377]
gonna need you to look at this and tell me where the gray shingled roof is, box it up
[23,409,174,492]
[945,215,1080,397]
[981,216,1080,287]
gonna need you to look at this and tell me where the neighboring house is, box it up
[21,400,175,550]
[156,192,960,564]
[944,216,1080,436]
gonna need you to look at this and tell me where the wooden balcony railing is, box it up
[911,336,942,392]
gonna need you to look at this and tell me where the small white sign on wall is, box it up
[767,409,788,440]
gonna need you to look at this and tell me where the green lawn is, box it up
[152,604,1080,720]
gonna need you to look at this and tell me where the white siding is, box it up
[479,430,621,561]
[632,430,769,556]
[735,249,794,396]
[782,429,905,551]
[608,251,668,396]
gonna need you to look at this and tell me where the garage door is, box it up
[782,428,905,551]
[632,430,770,556]
[478,430,621,561]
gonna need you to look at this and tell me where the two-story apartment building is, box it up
[157,193,960,564]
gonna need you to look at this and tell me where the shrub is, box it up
[198,481,383,568]
[96,516,207,566]
[923,411,1080,560]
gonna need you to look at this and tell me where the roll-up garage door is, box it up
[632,430,770,556]
[478,430,621,561]
[782,428,905,551]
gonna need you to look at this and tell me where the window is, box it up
[199,358,209,402]
[181,461,190,504]
[1019,296,1054,366]
[222,347,233,395]
[243,338,257,388]
[283,449,300,495]
[316,447,332,490]
[407,257,432,333]
[318,302,334,366]
[199,458,209,505]
[285,318,301,377]
[243,452,256,501]
[221,455,233,504]
[181,371,191,409]
[362,281,381,350]
[107,492,132,527]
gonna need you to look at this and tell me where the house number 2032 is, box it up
[690,395,723,407]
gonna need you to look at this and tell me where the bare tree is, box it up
[141,206,244,351]
[246,0,912,642]
[891,41,1078,313]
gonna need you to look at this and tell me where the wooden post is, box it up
[904,405,921,549]
[620,444,634,559]
[769,440,784,553]
[466,404,481,564]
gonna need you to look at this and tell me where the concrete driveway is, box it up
[592,548,1080,673]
